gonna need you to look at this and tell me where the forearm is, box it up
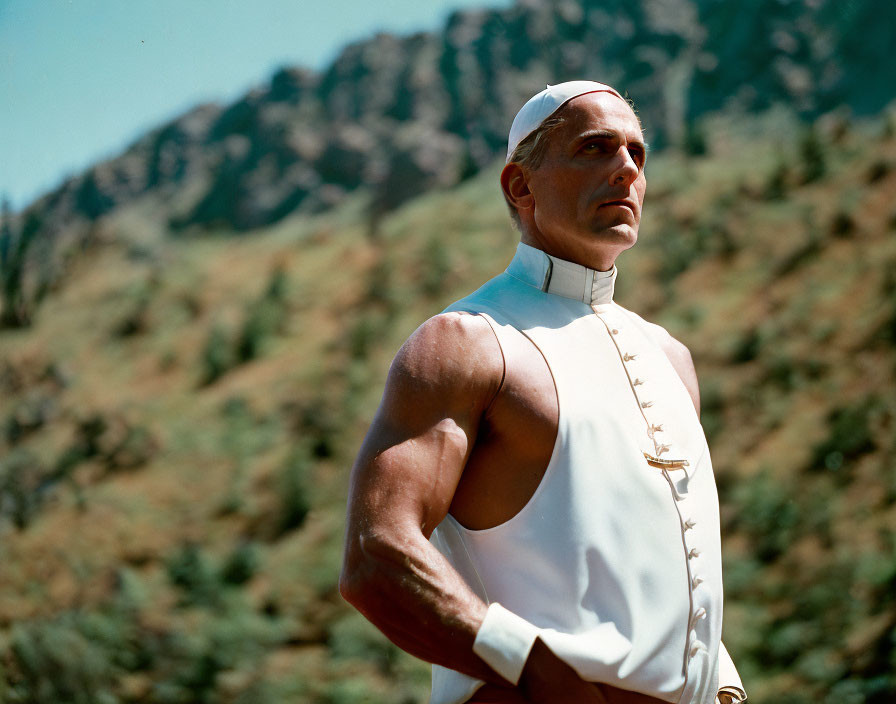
[340,529,512,686]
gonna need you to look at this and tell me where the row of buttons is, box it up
[604,312,709,664]
[615,333,672,463]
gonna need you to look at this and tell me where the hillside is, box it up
[1,102,895,702]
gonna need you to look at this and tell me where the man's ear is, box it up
[500,163,534,212]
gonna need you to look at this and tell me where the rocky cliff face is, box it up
[2,0,894,322]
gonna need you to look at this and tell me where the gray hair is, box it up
[503,115,568,230]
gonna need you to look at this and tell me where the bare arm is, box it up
[341,312,619,702]
[339,312,510,684]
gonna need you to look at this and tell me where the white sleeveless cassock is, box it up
[429,243,744,704]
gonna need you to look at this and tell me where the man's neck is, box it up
[518,233,617,272]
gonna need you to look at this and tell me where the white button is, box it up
[692,575,704,589]
[693,607,707,622]
[684,518,697,530]
[688,548,701,559]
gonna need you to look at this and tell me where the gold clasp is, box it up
[643,452,689,470]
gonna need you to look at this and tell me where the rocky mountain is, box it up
[1,0,894,328]
[5,0,894,247]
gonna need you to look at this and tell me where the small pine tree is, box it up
[683,120,708,156]
[263,264,288,303]
[421,237,452,297]
[276,449,312,536]
[0,202,34,327]
[764,160,790,200]
[220,541,260,585]
[883,111,895,140]
[200,322,234,385]
[0,196,13,269]
[800,126,826,184]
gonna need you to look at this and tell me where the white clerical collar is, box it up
[505,242,617,306]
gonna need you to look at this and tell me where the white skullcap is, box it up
[506,80,624,162]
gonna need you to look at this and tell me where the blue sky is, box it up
[0,0,512,211]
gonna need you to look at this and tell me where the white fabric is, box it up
[506,80,623,161]
[430,243,743,703]
[472,602,541,685]
[717,642,745,694]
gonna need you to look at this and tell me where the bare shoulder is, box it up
[621,307,700,415]
[383,311,505,418]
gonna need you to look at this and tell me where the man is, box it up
[340,81,747,704]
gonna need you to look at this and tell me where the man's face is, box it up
[522,91,647,268]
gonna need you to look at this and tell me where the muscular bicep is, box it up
[345,313,504,543]
[351,412,472,538]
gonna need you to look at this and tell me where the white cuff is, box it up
[472,602,541,685]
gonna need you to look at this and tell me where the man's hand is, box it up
[472,637,668,703]
[519,638,609,703]
[468,638,609,703]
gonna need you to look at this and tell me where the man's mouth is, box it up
[600,199,635,213]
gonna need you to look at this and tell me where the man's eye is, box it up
[582,141,606,153]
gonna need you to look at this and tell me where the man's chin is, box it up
[590,224,638,247]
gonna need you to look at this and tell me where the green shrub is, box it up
[420,236,452,297]
[149,598,286,704]
[4,609,133,704]
[200,322,235,385]
[764,160,790,200]
[165,542,222,608]
[731,468,801,563]
[800,126,827,184]
[764,354,799,391]
[366,257,395,312]
[829,210,856,238]
[730,327,761,363]
[220,541,260,585]
[236,297,284,362]
[682,120,708,156]
[4,391,55,444]
[866,159,890,184]
[349,313,389,361]
[321,678,391,704]
[263,264,288,302]
[773,235,823,278]
[0,448,47,530]
[275,449,312,537]
[698,378,725,445]
[113,293,151,338]
[235,266,290,363]
[327,611,400,675]
[0,206,40,328]
[810,397,879,474]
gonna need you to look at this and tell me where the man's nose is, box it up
[609,147,639,187]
